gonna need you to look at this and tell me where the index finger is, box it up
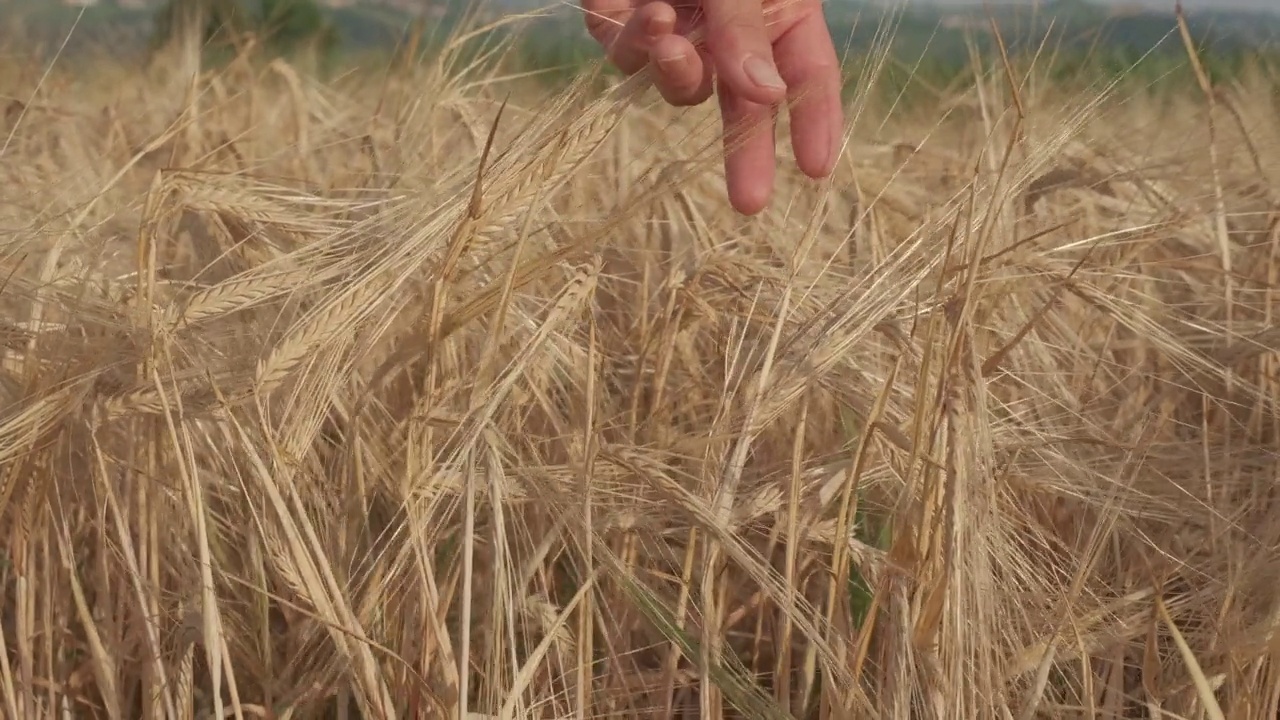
[699,0,788,106]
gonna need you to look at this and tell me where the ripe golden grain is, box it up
[0,14,1279,720]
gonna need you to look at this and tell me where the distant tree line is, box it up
[139,0,1276,90]
[151,0,338,62]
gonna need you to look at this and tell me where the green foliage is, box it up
[149,0,247,52]
[260,0,337,56]
[504,21,612,87]
[150,0,339,66]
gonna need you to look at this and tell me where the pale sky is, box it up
[894,0,1278,11]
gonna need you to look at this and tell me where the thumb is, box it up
[700,0,787,105]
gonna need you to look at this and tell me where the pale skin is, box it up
[582,0,845,215]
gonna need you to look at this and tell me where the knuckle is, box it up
[712,14,767,44]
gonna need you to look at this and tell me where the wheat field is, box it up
[1,13,1280,720]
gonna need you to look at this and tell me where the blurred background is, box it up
[4,0,1278,85]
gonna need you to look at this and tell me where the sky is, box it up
[896,0,1278,11]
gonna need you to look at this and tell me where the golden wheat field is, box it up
[2,13,1280,720]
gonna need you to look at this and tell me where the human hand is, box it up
[582,0,844,215]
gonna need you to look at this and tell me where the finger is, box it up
[606,2,680,75]
[650,35,713,106]
[582,0,633,47]
[700,0,787,106]
[773,10,844,178]
[718,82,777,215]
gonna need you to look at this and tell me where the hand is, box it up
[582,0,844,215]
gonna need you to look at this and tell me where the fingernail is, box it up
[643,11,672,36]
[743,55,785,92]
[655,49,685,72]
